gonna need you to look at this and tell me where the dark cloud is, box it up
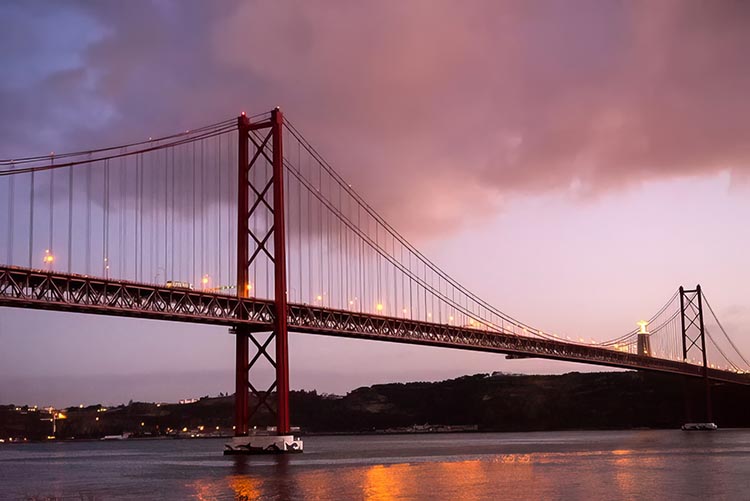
[3,0,750,236]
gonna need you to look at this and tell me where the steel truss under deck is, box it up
[3,265,749,386]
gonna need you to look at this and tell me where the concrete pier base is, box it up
[223,435,303,455]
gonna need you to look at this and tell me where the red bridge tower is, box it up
[226,109,301,454]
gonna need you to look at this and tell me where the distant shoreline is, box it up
[3,371,749,442]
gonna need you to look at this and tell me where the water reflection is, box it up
[194,451,661,500]
[437,460,488,501]
[294,467,351,500]
[13,432,738,500]
[612,449,636,494]
[228,476,262,500]
[363,464,408,500]
[225,455,544,500]
[227,456,294,500]
[189,478,222,501]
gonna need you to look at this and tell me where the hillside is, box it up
[3,371,749,441]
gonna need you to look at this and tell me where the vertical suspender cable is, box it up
[192,142,196,285]
[267,151,271,298]
[49,157,54,263]
[29,167,35,267]
[172,146,176,282]
[307,161,312,303]
[376,223,380,308]
[298,140,302,303]
[358,206,363,313]
[218,135,222,288]
[318,156,323,303]
[227,132,233,290]
[164,148,168,280]
[86,159,92,275]
[139,152,144,281]
[393,235,397,316]
[67,161,73,272]
[201,139,205,286]
[339,184,344,309]
[326,174,331,305]
[103,158,109,276]
[135,154,140,281]
[120,151,125,278]
[7,165,14,264]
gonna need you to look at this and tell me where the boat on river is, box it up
[681,422,718,431]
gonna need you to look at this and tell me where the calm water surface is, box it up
[1,430,749,500]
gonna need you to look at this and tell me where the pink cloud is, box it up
[3,1,750,237]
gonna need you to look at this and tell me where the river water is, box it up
[1,430,748,500]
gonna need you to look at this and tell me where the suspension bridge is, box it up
[1,108,749,452]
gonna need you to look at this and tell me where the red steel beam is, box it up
[234,114,251,436]
[271,108,291,435]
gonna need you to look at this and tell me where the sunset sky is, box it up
[2,1,750,407]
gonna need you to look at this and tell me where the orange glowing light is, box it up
[42,250,54,264]
[376,303,384,312]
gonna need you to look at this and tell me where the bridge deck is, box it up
[2,265,748,385]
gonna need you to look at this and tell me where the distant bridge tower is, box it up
[636,320,651,356]
[679,285,712,424]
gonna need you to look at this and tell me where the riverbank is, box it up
[3,371,748,442]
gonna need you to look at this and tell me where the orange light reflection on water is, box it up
[228,476,262,500]
[612,449,636,494]
[189,471,263,501]
[189,450,663,500]
[363,463,408,500]
[294,467,360,500]
[436,459,490,501]
[189,479,221,501]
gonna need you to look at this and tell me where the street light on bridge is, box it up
[42,249,54,268]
